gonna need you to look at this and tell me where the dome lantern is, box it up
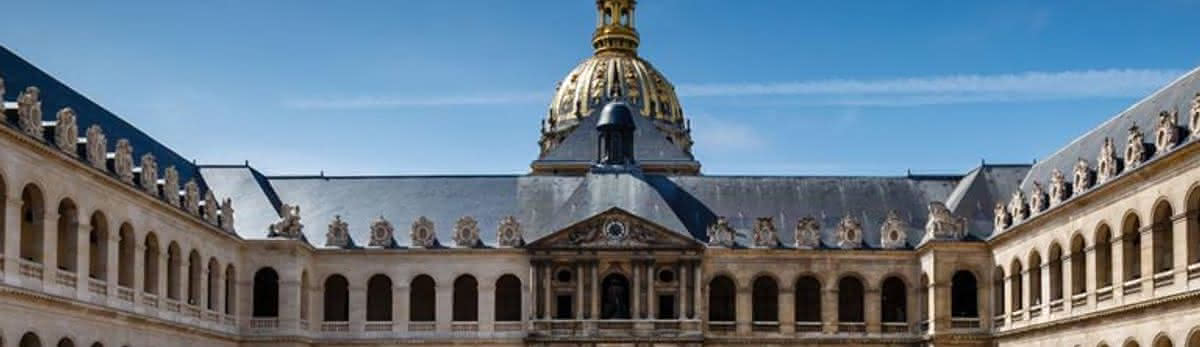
[593,0,640,56]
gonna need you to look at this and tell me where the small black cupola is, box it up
[596,101,637,168]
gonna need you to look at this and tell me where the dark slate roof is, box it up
[535,107,696,166]
[1019,66,1200,193]
[945,165,1031,239]
[0,45,203,184]
[198,166,284,236]
[536,172,688,241]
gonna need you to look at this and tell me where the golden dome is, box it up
[539,0,691,156]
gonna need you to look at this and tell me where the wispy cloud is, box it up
[691,115,766,153]
[282,68,1187,110]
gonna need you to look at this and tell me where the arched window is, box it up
[1153,201,1175,273]
[708,276,736,322]
[20,184,45,263]
[881,276,906,323]
[20,332,42,347]
[410,275,436,322]
[1123,213,1143,282]
[206,258,219,310]
[88,212,109,281]
[751,276,778,322]
[1029,251,1043,306]
[56,337,73,347]
[224,264,236,315]
[837,276,865,323]
[1010,260,1024,311]
[367,274,393,321]
[453,275,479,321]
[1096,224,1114,288]
[993,267,1005,316]
[1071,235,1087,295]
[117,224,135,288]
[300,271,309,321]
[794,276,821,323]
[1049,242,1064,301]
[1154,334,1174,347]
[143,233,160,294]
[495,274,522,322]
[166,242,182,300]
[323,274,349,322]
[600,273,630,319]
[56,199,78,272]
[252,267,279,317]
[1188,186,1200,266]
[951,270,978,318]
[187,250,201,305]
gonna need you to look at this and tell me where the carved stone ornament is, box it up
[993,203,1011,232]
[1008,189,1029,222]
[793,217,821,249]
[453,216,482,248]
[86,125,107,170]
[17,86,43,138]
[369,216,395,248]
[268,204,304,239]
[880,210,908,249]
[140,153,158,195]
[751,217,778,248]
[706,216,736,247]
[1125,124,1146,169]
[1192,93,1200,138]
[1097,137,1119,183]
[183,180,200,215]
[54,108,78,156]
[1073,159,1092,193]
[836,215,863,249]
[220,198,235,232]
[163,166,180,207]
[1029,181,1047,213]
[924,201,967,242]
[203,190,218,225]
[1157,110,1180,152]
[496,216,523,247]
[325,215,351,248]
[410,216,436,248]
[114,139,135,184]
[1049,169,1068,205]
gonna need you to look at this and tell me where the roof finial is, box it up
[592,0,640,56]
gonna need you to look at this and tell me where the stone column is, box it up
[632,262,641,319]
[396,283,410,332]
[1084,241,1097,306]
[1062,256,1075,313]
[542,263,552,319]
[865,287,881,334]
[480,281,495,332]
[77,223,91,298]
[1172,217,1188,289]
[349,283,365,331]
[435,281,452,331]
[1140,227,1153,291]
[1111,236,1125,302]
[735,282,751,334]
[779,283,795,334]
[157,249,169,305]
[42,210,59,286]
[133,243,145,308]
[278,269,300,330]
[693,263,702,320]
[590,262,600,319]
[108,237,121,304]
[576,262,585,320]
[647,261,656,320]
[677,263,686,320]
[822,283,838,333]
[931,280,950,333]
[210,268,222,313]
[3,199,21,283]
[1002,269,1013,327]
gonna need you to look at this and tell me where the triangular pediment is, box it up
[526,207,703,250]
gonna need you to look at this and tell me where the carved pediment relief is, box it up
[527,208,702,250]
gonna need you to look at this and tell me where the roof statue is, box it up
[1125,124,1146,169]
[880,210,908,249]
[706,216,736,248]
[17,86,42,138]
[1156,110,1179,152]
[794,217,821,249]
[326,215,351,248]
[923,202,966,243]
[751,217,778,248]
[368,216,395,248]
[55,107,78,156]
[140,153,158,195]
[836,215,863,249]
[268,203,304,239]
[86,124,107,170]
[453,216,482,248]
[114,139,135,185]
[496,216,523,247]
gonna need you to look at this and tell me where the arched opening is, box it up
[951,270,979,318]
[1153,201,1175,273]
[166,242,181,300]
[708,275,736,322]
[142,233,159,294]
[1071,234,1087,295]
[88,211,108,281]
[600,273,630,319]
[299,271,309,321]
[1029,251,1043,306]
[206,258,219,310]
[1049,242,1064,301]
[1123,213,1143,282]
[751,276,778,322]
[1010,260,1024,311]
[55,338,72,347]
[1097,224,1114,288]
[18,332,40,347]
[20,184,45,263]
[453,275,478,322]
[495,274,522,322]
[224,265,236,315]
[794,276,821,323]
[837,276,865,323]
[252,267,279,317]
[1187,328,1200,347]
[117,224,134,288]
[1188,186,1200,266]
[1126,340,1142,347]
[410,275,436,322]
[993,267,1005,317]
[1155,335,1174,347]
[881,276,907,323]
[55,199,78,272]
[323,274,349,322]
[366,274,393,321]
[187,250,201,305]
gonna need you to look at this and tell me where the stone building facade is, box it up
[1,1,1200,346]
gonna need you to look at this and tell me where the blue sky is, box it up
[2,0,1199,175]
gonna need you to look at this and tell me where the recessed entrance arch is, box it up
[601,273,631,319]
